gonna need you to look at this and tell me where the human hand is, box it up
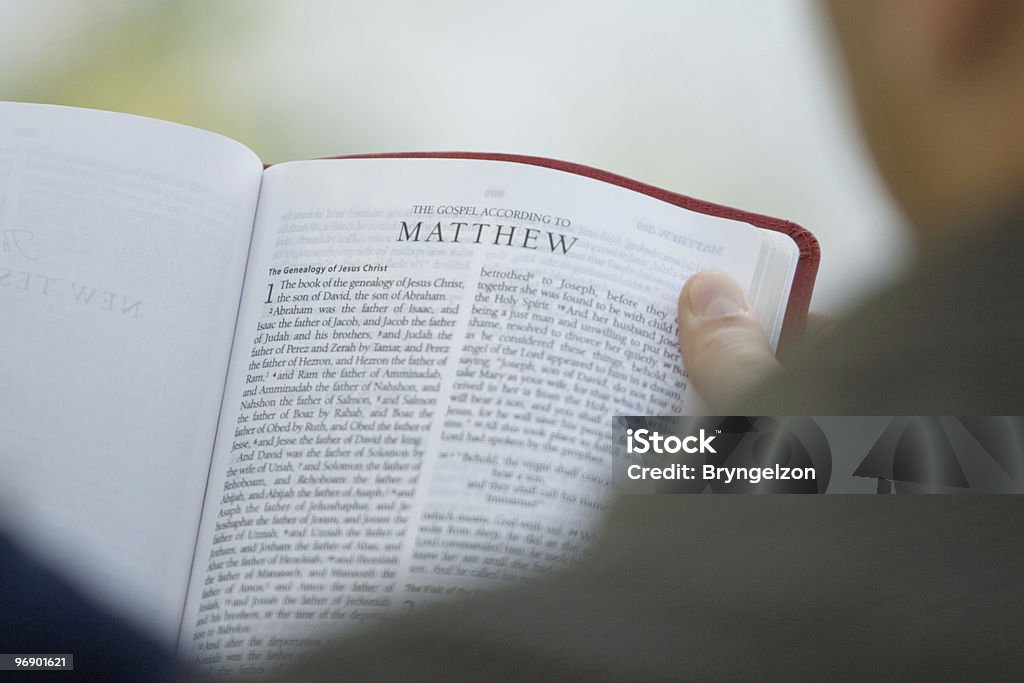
[676,270,782,411]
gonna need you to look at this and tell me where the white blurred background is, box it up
[0,0,910,312]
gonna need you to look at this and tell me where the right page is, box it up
[179,157,799,675]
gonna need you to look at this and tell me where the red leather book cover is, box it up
[271,152,820,352]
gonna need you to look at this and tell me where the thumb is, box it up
[677,270,780,410]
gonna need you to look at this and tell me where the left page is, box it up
[0,103,264,643]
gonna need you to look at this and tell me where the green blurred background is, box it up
[0,0,907,311]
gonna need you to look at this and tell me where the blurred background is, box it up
[0,0,909,312]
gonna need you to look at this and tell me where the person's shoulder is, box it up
[741,207,1024,414]
[0,532,188,682]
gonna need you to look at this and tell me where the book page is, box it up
[180,158,797,675]
[0,103,264,642]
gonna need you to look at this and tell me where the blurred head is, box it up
[826,0,1024,235]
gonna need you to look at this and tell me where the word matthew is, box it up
[398,221,578,254]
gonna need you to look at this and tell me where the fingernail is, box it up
[687,271,749,318]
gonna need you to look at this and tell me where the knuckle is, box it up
[690,316,771,372]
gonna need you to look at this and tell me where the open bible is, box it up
[0,102,817,676]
